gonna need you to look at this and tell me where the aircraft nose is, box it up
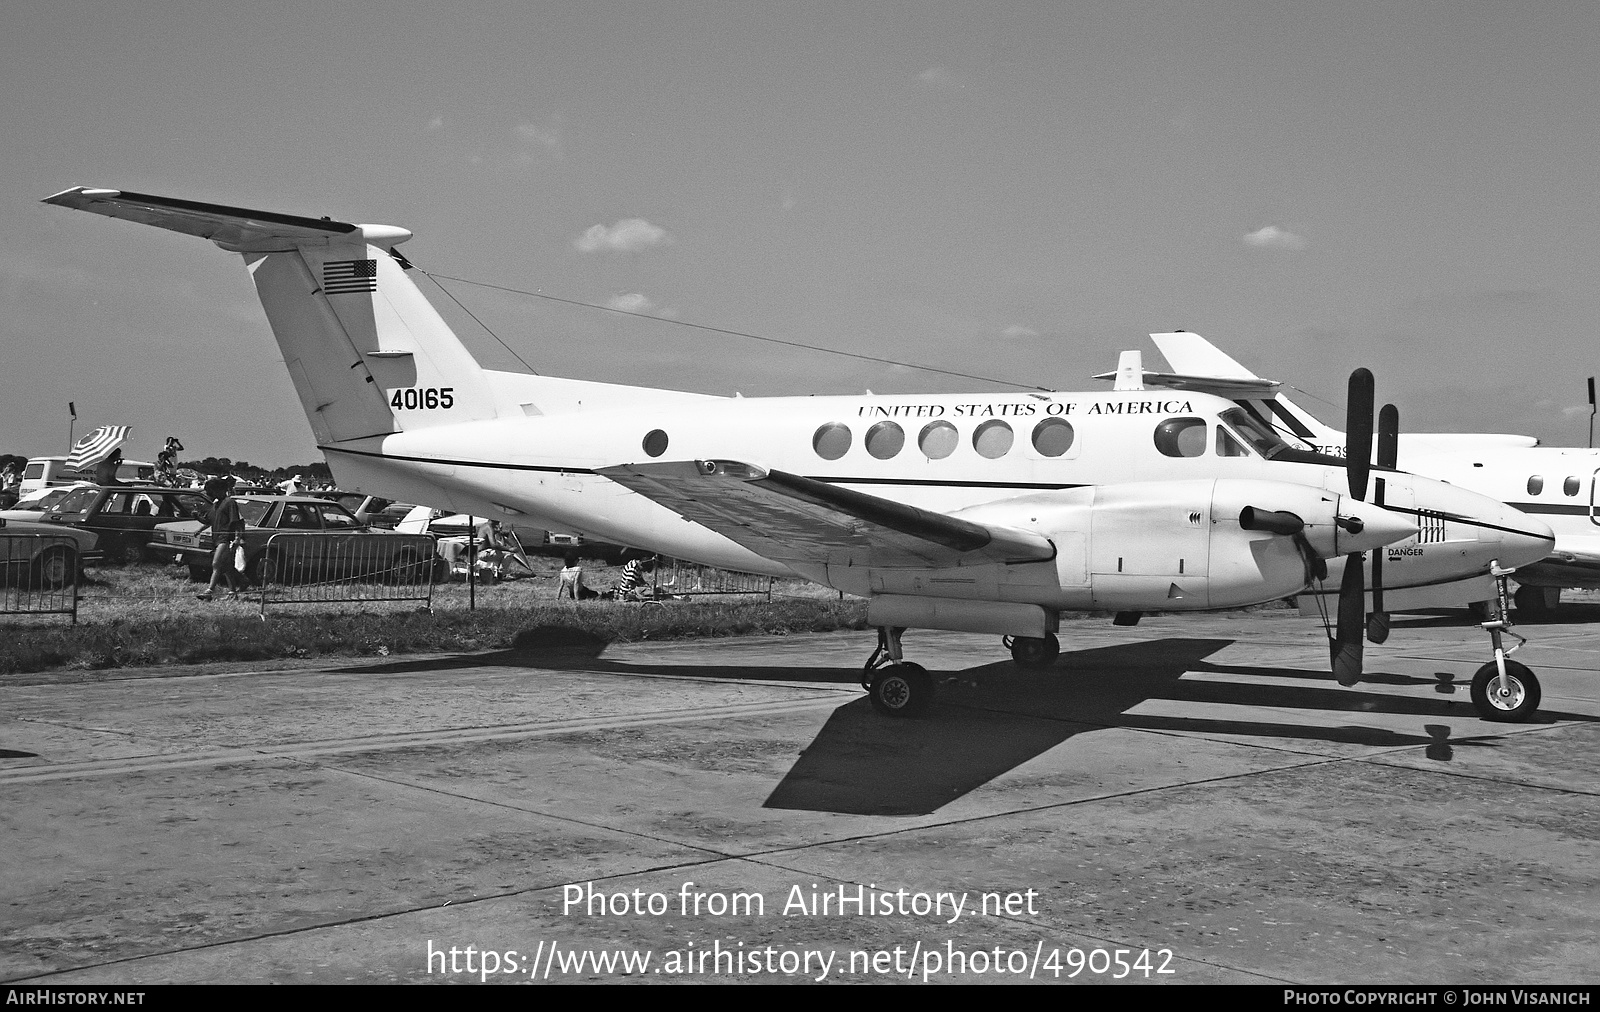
[1483,502,1555,570]
[1420,483,1555,570]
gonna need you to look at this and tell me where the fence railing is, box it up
[256,532,441,615]
[0,534,80,622]
[653,559,774,601]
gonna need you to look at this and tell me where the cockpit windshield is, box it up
[1218,408,1292,460]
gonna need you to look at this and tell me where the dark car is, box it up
[40,485,212,565]
[0,516,100,588]
[150,494,440,583]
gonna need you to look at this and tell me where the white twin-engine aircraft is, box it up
[44,187,1556,721]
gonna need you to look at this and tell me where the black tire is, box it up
[1009,633,1060,669]
[1470,660,1541,722]
[868,662,933,718]
[111,541,146,566]
[32,546,77,590]
[253,550,283,586]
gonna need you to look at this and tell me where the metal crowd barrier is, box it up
[255,531,441,615]
[653,559,774,601]
[0,534,80,623]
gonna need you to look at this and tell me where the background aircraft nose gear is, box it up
[863,626,933,717]
[1472,561,1541,721]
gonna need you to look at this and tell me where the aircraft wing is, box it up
[596,460,1057,569]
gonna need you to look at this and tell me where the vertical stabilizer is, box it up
[42,187,499,445]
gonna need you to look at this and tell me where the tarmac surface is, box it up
[2,604,1597,985]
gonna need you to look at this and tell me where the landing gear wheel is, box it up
[1470,660,1541,722]
[1008,633,1060,669]
[868,662,933,718]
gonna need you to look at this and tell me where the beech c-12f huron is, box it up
[44,187,1556,720]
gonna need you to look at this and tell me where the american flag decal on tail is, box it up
[323,259,378,294]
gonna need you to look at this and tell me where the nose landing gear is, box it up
[863,626,933,717]
[1472,562,1542,722]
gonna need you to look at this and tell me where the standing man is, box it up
[196,477,248,601]
[0,461,19,509]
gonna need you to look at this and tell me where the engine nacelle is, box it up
[952,478,1399,612]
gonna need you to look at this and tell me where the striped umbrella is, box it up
[65,425,131,470]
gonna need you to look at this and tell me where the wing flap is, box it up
[598,460,1056,569]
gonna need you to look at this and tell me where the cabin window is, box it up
[813,422,852,460]
[1154,417,1208,458]
[972,419,1014,459]
[865,421,905,460]
[918,420,958,459]
[1031,418,1074,457]
[1564,476,1580,496]
[642,429,668,458]
[1216,426,1249,457]
[1527,475,1544,495]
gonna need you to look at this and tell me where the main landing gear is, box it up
[1005,633,1060,669]
[862,627,933,717]
[1471,562,1542,722]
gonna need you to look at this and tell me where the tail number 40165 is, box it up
[391,387,454,410]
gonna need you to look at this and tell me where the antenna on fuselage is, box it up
[1588,376,1595,449]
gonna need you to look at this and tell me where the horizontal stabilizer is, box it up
[1091,367,1281,395]
[598,460,1057,569]
[41,187,406,252]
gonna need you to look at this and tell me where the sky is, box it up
[3,0,1599,467]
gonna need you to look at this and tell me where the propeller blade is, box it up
[1346,369,1374,501]
[1332,553,1365,685]
[1377,403,1399,470]
[1367,403,1400,645]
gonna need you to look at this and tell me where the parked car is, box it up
[0,516,100,588]
[38,485,211,565]
[0,483,92,523]
[313,491,404,529]
[149,494,442,584]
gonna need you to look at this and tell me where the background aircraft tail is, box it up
[43,188,498,445]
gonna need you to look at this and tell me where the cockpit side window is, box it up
[1218,408,1291,460]
[1154,417,1208,458]
[1216,426,1249,457]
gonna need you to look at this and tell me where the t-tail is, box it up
[43,187,499,447]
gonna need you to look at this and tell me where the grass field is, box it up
[0,557,868,677]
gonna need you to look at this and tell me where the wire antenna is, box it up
[424,271,1053,393]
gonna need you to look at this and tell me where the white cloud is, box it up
[426,115,444,131]
[918,66,960,89]
[606,293,656,315]
[576,218,671,253]
[1001,325,1039,339]
[1243,225,1307,251]
[515,117,564,160]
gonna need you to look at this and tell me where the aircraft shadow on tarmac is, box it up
[330,631,1592,817]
